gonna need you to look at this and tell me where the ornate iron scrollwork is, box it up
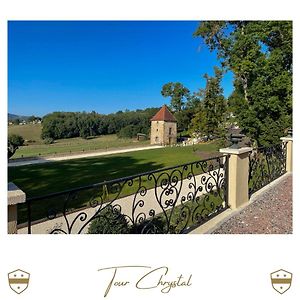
[26,155,228,234]
[248,143,287,196]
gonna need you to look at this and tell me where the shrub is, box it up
[88,206,130,234]
[130,216,166,234]
[8,134,24,159]
[8,134,24,147]
[88,208,168,234]
[117,125,137,138]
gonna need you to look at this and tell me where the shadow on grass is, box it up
[11,155,165,225]
[9,143,222,227]
[8,155,165,197]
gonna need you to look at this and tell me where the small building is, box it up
[136,133,147,141]
[150,105,177,145]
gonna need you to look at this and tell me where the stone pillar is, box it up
[219,147,253,209]
[8,182,26,234]
[280,137,293,172]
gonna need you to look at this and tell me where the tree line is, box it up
[41,108,159,140]
[161,21,292,147]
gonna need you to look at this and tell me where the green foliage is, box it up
[88,207,130,234]
[117,125,136,138]
[160,82,201,133]
[88,213,170,234]
[117,124,148,139]
[130,217,166,234]
[9,134,25,146]
[41,108,159,141]
[161,82,190,112]
[174,109,194,132]
[28,115,40,122]
[195,21,292,146]
[190,67,227,139]
[8,134,24,159]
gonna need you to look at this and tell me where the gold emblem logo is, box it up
[8,269,30,294]
[270,269,292,294]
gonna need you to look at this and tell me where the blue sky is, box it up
[8,21,234,117]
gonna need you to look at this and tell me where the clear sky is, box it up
[8,21,234,117]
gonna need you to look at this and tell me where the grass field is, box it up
[8,124,149,158]
[9,142,221,225]
[9,142,219,197]
[8,123,43,143]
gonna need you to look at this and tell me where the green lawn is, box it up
[9,142,219,197]
[9,142,223,226]
[8,123,149,158]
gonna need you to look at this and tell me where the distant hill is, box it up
[8,113,30,121]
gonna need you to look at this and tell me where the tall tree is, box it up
[190,67,226,139]
[194,21,292,146]
[161,82,190,112]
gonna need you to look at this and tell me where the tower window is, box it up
[169,128,172,135]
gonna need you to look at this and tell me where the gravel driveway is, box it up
[8,145,164,167]
[212,174,292,234]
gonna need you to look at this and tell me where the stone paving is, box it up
[212,174,292,234]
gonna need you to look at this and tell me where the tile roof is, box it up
[150,105,176,122]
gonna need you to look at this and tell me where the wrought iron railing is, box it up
[248,143,287,196]
[21,155,228,234]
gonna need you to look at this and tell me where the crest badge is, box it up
[8,269,30,294]
[270,269,292,294]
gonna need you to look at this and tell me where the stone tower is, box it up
[150,105,177,145]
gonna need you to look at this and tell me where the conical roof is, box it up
[150,105,176,122]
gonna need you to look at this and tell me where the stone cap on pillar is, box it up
[280,137,293,142]
[219,147,253,155]
[8,182,26,205]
